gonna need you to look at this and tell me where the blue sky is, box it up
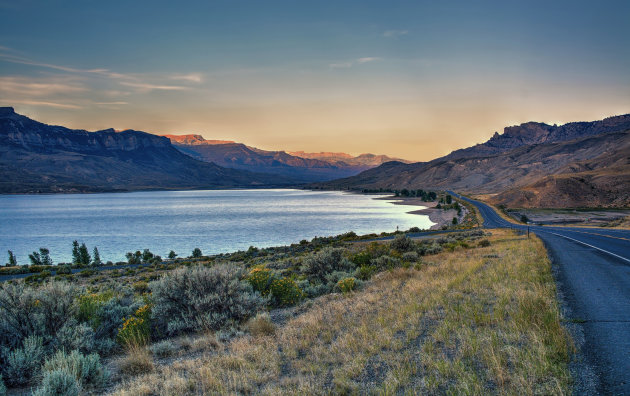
[1,0,628,159]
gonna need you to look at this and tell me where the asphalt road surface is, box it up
[451,191,630,394]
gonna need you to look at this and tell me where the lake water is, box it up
[0,189,432,264]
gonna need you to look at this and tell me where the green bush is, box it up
[269,277,303,306]
[56,265,72,275]
[354,264,378,280]
[303,247,354,282]
[41,349,107,390]
[55,320,95,354]
[33,369,80,396]
[117,304,151,347]
[337,277,356,293]
[247,265,273,295]
[402,251,419,262]
[371,255,401,270]
[0,282,77,354]
[2,335,45,386]
[150,264,265,335]
[391,235,414,252]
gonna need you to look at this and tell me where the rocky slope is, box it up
[317,114,630,208]
[0,107,295,193]
[164,135,408,182]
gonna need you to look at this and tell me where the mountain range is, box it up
[0,108,404,193]
[163,134,407,182]
[0,107,296,193]
[315,114,630,208]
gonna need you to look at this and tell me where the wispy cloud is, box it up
[357,57,381,64]
[170,73,204,83]
[0,76,87,96]
[329,57,382,69]
[119,81,188,91]
[9,99,82,109]
[383,30,408,38]
[0,48,200,94]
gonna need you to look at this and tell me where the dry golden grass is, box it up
[117,344,154,376]
[110,230,572,395]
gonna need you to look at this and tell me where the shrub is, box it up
[354,264,378,280]
[132,281,149,293]
[56,265,72,275]
[150,264,265,335]
[371,255,401,270]
[149,340,176,358]
[92,293,139,348]
[41,349,107,390]
[118,304,151,347]
[33,369,80,396]
[78,291,114,326]
[269,277,303,306]
[247,266,273,295]
[402,251,419,262]
[303,247,354,282]
[2,335,45,386]
[245,313,276,337]
[478,239,491,247]
[0,282,77,353]
[55,320,95,354]
[391,235,414,252]
[337,277,356,293]
[350,251,371,266]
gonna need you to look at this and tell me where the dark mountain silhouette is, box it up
[0,107,295,193]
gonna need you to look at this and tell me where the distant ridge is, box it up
[163,134,409,182]
[0,107,296,193]
[316,114,630,208]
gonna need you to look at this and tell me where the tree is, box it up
[142,249,154,263]
[7,250,17,266]
[40,248,53,266]
[192,248,202,258]
[520,215,530,224]
[29,248,52,266]
[446,194,452,204]
[126,251,142,265]
[78,243,91,266]
[401,189,410,197]
[72,240,80,264]
[92,247,102,266]
[29,251,41,266]
[168,250,177,259]
[452,217,458,225]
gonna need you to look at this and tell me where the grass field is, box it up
[110,229,573,395]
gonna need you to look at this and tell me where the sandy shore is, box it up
[374,196,459,230]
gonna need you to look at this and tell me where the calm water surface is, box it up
[0,189,432,263]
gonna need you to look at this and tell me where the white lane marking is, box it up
[543,231,630,263]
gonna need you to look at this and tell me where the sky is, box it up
[0,0,629,161]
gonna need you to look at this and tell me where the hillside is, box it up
[0,107,295,193]
[316,114,630,208]
[164,135,408,182]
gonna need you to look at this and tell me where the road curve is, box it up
[451,191,630,394]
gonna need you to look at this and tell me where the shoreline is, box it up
[374,196,459,230]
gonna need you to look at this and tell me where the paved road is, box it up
[451,191,630,394]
